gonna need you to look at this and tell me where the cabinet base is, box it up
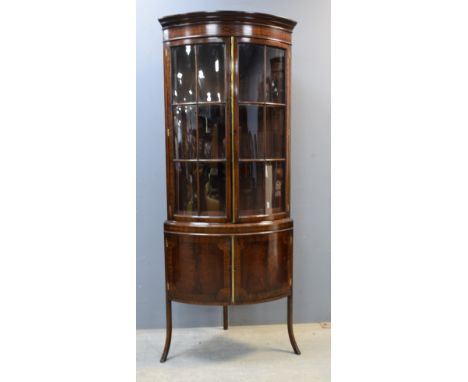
[159,295,301,363]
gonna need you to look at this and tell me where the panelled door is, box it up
[165,233,231,303]
[233,230,293,304]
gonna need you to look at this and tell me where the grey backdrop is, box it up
[137,0,330,329]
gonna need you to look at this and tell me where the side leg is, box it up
[223,305,228,330]
[160,297,172,363]
[287,295,301,355]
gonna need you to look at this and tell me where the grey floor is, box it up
[136,323,330,382]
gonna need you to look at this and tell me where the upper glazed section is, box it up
[159,11,297,44]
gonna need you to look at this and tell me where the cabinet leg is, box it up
[223,305,228,330]
[287,295,301,355]
[160,297,172,363]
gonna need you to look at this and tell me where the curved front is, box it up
[160,12,296,307]
[164,220,293,305]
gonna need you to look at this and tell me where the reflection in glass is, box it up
[171,45,195,103]
[265,161,285,214]
[238,44,264,102]
[198,106,225,159]
[265,106,285,158]
[173,106,197,159]
[198,44,225,102]
[174,162,198,215]
[239,106,264,159]
[199,162,225,216]
[266,47,286,103]
[239,162,265,216]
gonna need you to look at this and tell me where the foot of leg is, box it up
[223,305,228,330]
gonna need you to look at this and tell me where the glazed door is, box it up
[234,40,290,222]
[166,38,232,222]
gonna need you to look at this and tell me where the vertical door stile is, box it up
[230,36,236,303]
[230,36,236,224]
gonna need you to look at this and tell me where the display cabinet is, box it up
[158,11,299,362]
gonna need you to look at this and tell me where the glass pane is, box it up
[266,47,286,103]
[199,162,226,216]
[174,162,198,215]
[198,105,226,159]
[239,105,264,159]
[265,106,285,158]
[239,162,265,216]
[171,45,195,103]
[265,161,285,214]
[173,105,197,159]
[197,44,225,102]
[238,44,264,102]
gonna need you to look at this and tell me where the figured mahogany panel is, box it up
[165,233,231,304]
[234,230,292,303]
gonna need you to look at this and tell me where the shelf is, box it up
[172,101,226,106]
[173,159,226,162]
[238,101,286,107]
[239,158,286,162]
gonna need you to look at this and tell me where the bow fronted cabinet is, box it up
[158,11,299,362]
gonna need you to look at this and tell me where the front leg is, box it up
[287,295,301,355]
[160,296,172,362]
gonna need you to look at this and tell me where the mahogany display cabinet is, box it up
[158,11,299,362]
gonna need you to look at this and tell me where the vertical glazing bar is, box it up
[263,45,268,213]
[230,36,235,223]
[194,44,200,215]
[224,39,230,221]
